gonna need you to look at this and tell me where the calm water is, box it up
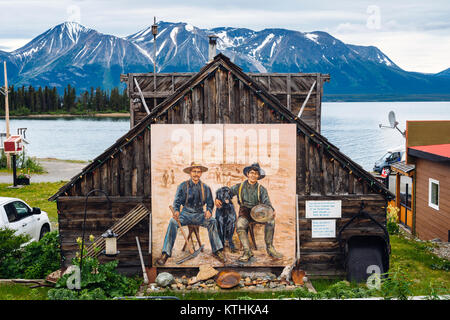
[1,101,450,171]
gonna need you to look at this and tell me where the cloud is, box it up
[0,0,449,72]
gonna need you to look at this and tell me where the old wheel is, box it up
[39,225,50,240]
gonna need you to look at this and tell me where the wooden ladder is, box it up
[86,203,150,257]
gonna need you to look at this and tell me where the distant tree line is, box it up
[0,84,129,116]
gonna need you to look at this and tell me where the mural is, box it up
[151,123,297,267]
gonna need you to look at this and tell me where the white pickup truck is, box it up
[0,197,51,241]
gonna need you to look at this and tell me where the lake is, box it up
[1,101,450,171]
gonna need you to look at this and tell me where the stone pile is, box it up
[146,271,304,293]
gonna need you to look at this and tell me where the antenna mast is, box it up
[151,17,158,110]
[2,61,11,168]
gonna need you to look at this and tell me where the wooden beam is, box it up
[133,78,150,115]
[297,80,316,118]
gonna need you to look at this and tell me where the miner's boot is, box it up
[265,221,283,259]
[237,229,254,262]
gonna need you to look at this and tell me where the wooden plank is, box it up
[304,136,311,195]
[143,128,151,198]
[215,69,221,123]
[296,134,306,195]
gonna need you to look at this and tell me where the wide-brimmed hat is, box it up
[243,163,265,180]
[250,204,274,223]
[183,162,209,174]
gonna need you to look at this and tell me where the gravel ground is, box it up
[0,158,87,183]
[432,242,450,261]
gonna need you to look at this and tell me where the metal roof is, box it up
[409,144,450,161]
[391,161,415,175]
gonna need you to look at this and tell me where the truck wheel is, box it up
[346,242,385,283]
[39,225,50,240]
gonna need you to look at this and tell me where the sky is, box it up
[0,0,449,73]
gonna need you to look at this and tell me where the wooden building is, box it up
[395,121,450,241]
[50,54,393,277]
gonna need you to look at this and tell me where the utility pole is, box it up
[151,17,158,110]
[2,61,11,169]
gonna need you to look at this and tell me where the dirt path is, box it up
[0,158,87,183]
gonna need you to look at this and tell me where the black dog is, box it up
[215,186,237,252]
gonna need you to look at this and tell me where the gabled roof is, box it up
[49,53,393,201]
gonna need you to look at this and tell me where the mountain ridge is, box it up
[1,21,449,100]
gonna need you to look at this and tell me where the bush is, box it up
[48,236,141,300]
[386,204,400,235]
[0,228,31,278]
[294,281,377,299]
[381,266,414,300]
[0,229,61,279]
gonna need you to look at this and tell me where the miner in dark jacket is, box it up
[156,162,225,265]
[215,163,283,262]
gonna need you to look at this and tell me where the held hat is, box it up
[250,204,275,223]
[243,162,265,180]
[183,162,209,174]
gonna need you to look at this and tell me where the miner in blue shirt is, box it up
[156,162,225,265]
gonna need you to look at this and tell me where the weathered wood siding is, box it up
[57,197,150,272]
[57,61,387,276]
[124,72,329,131]
[414,158,450,241]
[297,195,386,275]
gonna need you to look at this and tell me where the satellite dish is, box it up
[388,111,398,128]
[378,110,406,138]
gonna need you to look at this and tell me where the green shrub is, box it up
[294,281,377,299]
[48,236,141,300]
[386,204,400,235]
[0,228,31,278]
[0,229,60,279]
[381,266,414,300]
[20,231,61,278]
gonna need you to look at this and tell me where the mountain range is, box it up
[1,21,449,100]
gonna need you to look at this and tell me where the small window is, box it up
[4,203,18,223]
[428,178,439,210]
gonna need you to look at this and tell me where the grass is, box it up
[0,181,65,225]
[0,283,51,300]
[388,234,450,295]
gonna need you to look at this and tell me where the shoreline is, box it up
[1,112,130,119]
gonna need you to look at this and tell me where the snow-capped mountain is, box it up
[3,22,154,90]
[1,21,449,98]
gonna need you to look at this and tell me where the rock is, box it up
[245,277,251,282]
[188,276,199,285]
[156,272,175,287]
[170,284,178,290]
[206,279,215,285]
[177,283,185,289]
[186,285,192,290]
[240,272,276,281]
[431,238,442,243]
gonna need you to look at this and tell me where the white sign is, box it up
[306,200,342,218]
[311,219,336,238]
